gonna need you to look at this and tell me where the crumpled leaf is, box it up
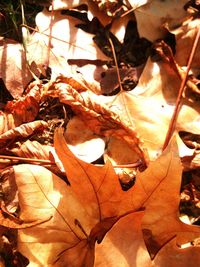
[170,17,200,68]
[0,95,39,137]
[55,82,148,166]
[0,39,33,98]
[0,120,48,150]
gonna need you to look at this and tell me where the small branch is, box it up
[162,26,200,151]
[0,155,142,168]
[107,36,123,92]
[0,155,56,165]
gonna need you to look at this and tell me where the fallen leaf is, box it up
[13,129,200,266]
[0,39,33,98]
[170,17,200,68]
[13,128,135,266]
[140,138,200,258]
[55,81,148,166]
[133,0,188,41]
[26,9,110,81]
[64,116,106,163]
[0,95,39,135]
[95,211,151,267]
[10,139,52,160]
[0,167,51,229]
[153,237,200,267]
[0,120,48,150]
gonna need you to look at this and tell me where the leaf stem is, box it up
[162,26,200,151]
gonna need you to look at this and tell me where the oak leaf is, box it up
[26,9,109,82]
[10,128,200,266]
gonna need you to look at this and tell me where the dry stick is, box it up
[0,155,141,169]
[47,0,55,67]
[162,26,200,151]
[107,36,123,92]
[0,155,56,165]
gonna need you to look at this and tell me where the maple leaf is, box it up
[12,128,136,266]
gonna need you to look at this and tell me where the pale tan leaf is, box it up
[106,57,200,161]
[171,17,200,68]
[133,0,188,41]
[64,116,106,163]
[95,211,151,267]
[26,9,110,82]
[0,39,33,97]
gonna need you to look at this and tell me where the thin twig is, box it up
[162,26,200,151]
[0,155,142,168]
[0,155,56,165]
[107,36,123,92]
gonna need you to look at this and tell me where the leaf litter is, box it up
[0,0,200,266]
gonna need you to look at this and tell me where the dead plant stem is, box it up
[162,26,200,151]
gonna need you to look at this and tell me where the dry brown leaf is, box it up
[13,128,200,266]
[0,95,39,136]
[0,39,33,98]
[95,211,151,267]
[55,82,148,166]
[153,237,200,267]
[10,140,52,160]
[0,120,48,150]
[171,17,200,69]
